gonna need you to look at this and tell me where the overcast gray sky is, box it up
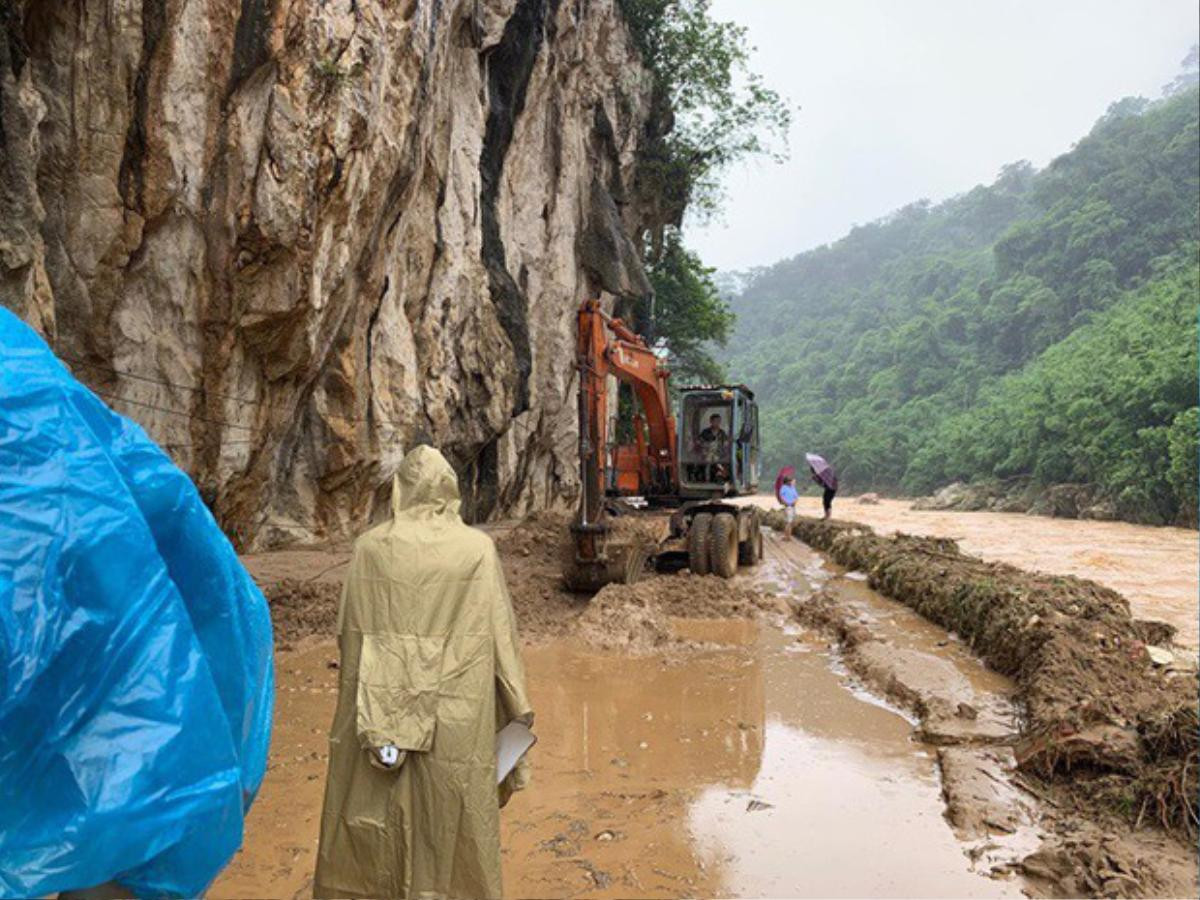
[688,0,1200,272]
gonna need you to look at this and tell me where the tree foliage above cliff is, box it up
[615,0,790,386]
[637,227,734,384]
[619,0,791,227]
[722,86,1199,524]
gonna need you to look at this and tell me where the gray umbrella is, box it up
[805,453,838,491]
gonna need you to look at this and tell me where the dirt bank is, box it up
[252,511,775,653]
[912,479,1197,529]
[743,495,1199,649]
[765,512,1199,850]
[488,511,776,650]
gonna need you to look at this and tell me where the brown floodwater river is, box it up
[746,495,1199,649]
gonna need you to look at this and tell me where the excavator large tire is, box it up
[738,509,764,565]
[710,512,739,578]
[687,512,713,575]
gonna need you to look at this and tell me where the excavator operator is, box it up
[697,413,729,483]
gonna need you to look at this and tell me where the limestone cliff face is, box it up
[1,0,655,546]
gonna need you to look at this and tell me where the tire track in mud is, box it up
[758,531,1046,886]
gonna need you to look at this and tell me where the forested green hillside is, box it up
[723,87,1199,525]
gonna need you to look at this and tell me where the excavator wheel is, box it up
[710,512,739,578]
[687,512,713,575]
[738,509,764,565]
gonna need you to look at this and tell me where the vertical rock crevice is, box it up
[117,0,166,212]
[226,0,276,96]
[478,0,556,419]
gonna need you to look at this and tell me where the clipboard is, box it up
[496,721,536,784]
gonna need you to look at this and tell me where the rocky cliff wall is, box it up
[1,0,656,546]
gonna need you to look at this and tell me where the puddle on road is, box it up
[504,616,1023,898]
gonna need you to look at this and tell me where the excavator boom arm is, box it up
[575,300,677,517]
[567,300,678,590]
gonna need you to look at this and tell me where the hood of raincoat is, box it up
[314,445,531,900]
[391,444,461,518]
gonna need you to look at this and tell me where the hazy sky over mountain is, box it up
[688,0,1200,271]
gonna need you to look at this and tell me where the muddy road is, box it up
[214,532,1030,898]
[748,496,1199,649]
[498,540,1034,899]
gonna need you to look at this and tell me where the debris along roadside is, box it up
[764,513,1198,886]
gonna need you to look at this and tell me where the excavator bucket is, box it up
[562,516,664,593]
[562,536,651,593]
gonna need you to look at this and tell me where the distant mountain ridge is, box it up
[722,87,1199,525]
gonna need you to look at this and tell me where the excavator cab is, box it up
[677,385,760,498]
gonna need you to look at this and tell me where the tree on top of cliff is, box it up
[619,0,792,241]
[643,229,734,384]
[616,1,789,385]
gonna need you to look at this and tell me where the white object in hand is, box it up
[495,722,536,784]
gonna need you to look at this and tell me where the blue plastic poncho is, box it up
[0,308,274,898]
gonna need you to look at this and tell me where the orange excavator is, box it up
[565,299,764,591]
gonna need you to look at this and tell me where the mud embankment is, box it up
[747,493,1200,648]
[765,513,1199,845]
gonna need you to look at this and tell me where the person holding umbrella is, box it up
[779,476,799,538]
[774,465,798,538]
[806,453,838,520]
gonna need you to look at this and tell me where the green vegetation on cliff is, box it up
[723,86,1199,524]
[618,0,790,223]
[617,0,790,381]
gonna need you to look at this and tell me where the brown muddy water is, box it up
[746,495,1199,649]
[215,530,1036,899]
[504,621,1023,898]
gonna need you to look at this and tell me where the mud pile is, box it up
[263,579,342,648]
[494,511,590,641]
[766,511,1199,838]
[612,573,777,620]
[497,511,772,649]
[579,574,775,652]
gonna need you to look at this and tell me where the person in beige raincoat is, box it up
[313,446,533,899]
